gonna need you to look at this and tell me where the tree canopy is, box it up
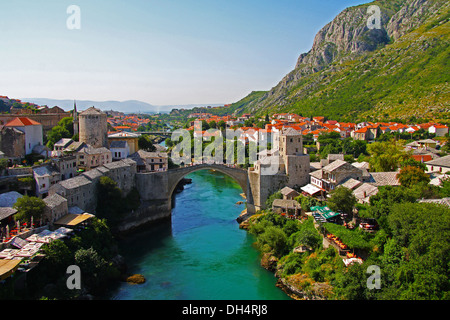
[327,186,356,215]
[13,196,46,221]
[367,139,411,172]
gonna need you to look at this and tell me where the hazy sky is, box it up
[1,0,368,106]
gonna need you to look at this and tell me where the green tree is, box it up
[217,120,226,130]
[439,176,450,197]
[0,158,8,171]
[327,186,356,215]
[138,135,156,152]
[292,229,322,249]
[46,126,70,150]
[367,139,411,172]
[265,190,282,208]
[396,165,430,188]
[400,158,427,171]
[13,196,46,221]
[96,176,124,223]
[257,226,288,257]
[74,247,118,293]
[45,117,75,149]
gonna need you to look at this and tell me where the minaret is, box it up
[73,100,79,136]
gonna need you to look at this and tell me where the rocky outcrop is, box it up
[386,0,445,40]
[260,253,278,272]
[126,274,146,285]
[295,5,391,71]
[276,276,333,300]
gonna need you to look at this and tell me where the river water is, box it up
[108,170,290,300]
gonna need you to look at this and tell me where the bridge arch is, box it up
[167,164,250,203]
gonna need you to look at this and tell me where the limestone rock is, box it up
[126,274,146,285]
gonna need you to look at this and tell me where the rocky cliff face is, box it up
[295,4,392,71]
[387,0,445,40]
[235,0,448,119]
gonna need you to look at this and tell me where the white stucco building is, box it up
[4,117,43,155]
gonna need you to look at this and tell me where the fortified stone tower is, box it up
[248,126,310,212]
[279,127,310,188]
[79,106,108,148]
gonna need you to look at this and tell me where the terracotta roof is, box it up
[5,117,41,127]
[411,155,433,162]
[354,127,368,133]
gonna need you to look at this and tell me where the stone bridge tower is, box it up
[79,106,108,148]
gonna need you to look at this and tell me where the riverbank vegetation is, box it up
[20,218,123,299]
[245,185,450,300]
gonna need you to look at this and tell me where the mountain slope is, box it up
[230,0,450,122]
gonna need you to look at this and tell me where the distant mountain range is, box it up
[20,98,225,114]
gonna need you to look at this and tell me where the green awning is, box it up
[311,206,340,220]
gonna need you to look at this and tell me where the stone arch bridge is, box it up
[123,163,284,232]
[167,164,252,205]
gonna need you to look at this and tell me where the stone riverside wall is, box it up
[248,170,289,212]
[48,160,173,233]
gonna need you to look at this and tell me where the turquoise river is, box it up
[108,170,291,300]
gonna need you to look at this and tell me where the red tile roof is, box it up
[412,155,433,163]
[5,117,41,127]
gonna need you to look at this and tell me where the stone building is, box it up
[49,175,96,212]
[49,158,137,213]
[129,150,168,173]
[0,127,26,159]
[78,107,108,148]
[310,159,363,192]
[108,131,140,154]
[77,146,112,171]
[4,117,43,155]
[43,193,68,224]
[52,138,74,157]
[33,165,61,198]
[0,109,70,133]
[102,158,137,194]
[278,127,310,188]
[110,141,130,161]
[51,155,78,180]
